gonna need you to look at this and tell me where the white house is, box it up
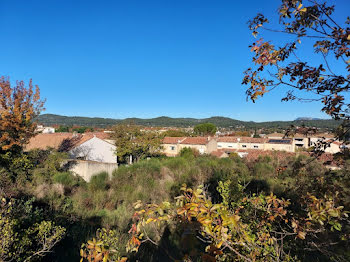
[69,135,117,164]
[26,132,118,181]
[36,125,55,134]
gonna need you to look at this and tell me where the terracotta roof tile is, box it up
[217,137,239,143]
[162,137,186,144]
[26,133,76,150]
[239,137,266,143]
[210,150,227,157]
[181,137,211,145]
[26,132,111,151]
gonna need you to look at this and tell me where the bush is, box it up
[53,172,76,187]
[89,172,109,192]
[179,147,199,158]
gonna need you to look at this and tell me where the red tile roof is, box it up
[75,132,111,146]
[26,132,111,151]
[239,137,266,143]
[210,150,228,157]
[26,133,76,150]
[181,137,211,145]
[162,137,186,144]
[217,137,239,143]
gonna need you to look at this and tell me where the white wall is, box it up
[217,142,239,149]
[69,160,117,182]
[42,127,55,134]
[69,136,117,163]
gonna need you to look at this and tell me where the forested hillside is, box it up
[37,113,339,129]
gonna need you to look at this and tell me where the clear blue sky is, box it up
[0,0,348,121]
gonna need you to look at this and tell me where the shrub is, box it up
[53,172,76,187]
[179,147,199,158]
[89,172,109,192]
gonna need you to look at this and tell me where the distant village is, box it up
[27,124,345,182]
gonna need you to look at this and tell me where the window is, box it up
[228,145,232,148]
[170,146,175,151]
[218,145,222,147]
[254,145,258,149]
[242,145,247,148]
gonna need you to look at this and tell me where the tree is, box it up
[194,123,217,136]
[56,125,70,133]
[0,77,45,153]
[110,124,162,164]
[242,0,350,139]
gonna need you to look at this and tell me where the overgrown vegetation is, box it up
[3,148,348,261]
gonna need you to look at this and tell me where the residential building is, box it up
[217,136,239,150]
[266,132,337,152]
[178,137,217,154]
[26,132,117,181]
[264,138,294,152]
[36,125,55,134]
[238,137,266,150]
[162,137,186,157]
[162,137,217,156]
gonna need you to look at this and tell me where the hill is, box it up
[36,114,340,130]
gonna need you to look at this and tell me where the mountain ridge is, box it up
[36,114,338,129]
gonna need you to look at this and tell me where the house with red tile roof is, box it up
[162,137,186,156]
[266,132,337,151]
[238,137,267,150]
[26,132,118,181]
[210,149,229,158]
[26,132,117,163]
[216,136,294,153]
[162,136,217,156]
[217,136,240,150]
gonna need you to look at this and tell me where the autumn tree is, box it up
[0,76,45,153]
[242,0,350,140]
[194,123,217,136]
[110,124,162,164]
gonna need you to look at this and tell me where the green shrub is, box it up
[89,172,109,192]
[53,172,76,187]
[179,147,199,158]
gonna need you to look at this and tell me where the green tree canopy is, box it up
[110,124,162,163]
[194,123,217,136]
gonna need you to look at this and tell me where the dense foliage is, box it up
[110,124,162,164]
[0,77,44,153]
[194,123,217,136]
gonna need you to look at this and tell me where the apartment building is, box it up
[218,136,294,152]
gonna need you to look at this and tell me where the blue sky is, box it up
[0,0,348,121]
